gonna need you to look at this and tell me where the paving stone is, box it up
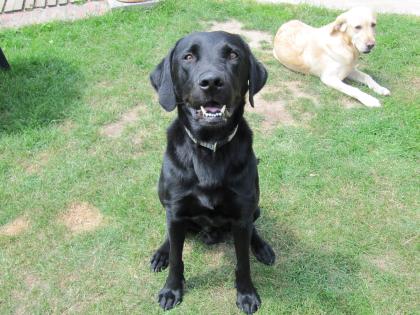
[46,0,57,6]
[0,1,110,28]
[0,0,5,13]
[58,0,67,5]
[34,0,46,8]
[25,0,35,10]
[4,0,25,12]
[108,0,158,10]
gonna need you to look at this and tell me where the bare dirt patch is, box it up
[59,119,76,134]
[209,19,272,50]
[100,104,145,138]
[248,89,296,129]
[342,97,362,109]
[183,242,193,256]
[131,129,148,147]
[369,255,393,272]
[247,79,321,130]
[204,244,228,268]
[24,273,49,291]
[366,252,412,276]
[284,80,319,106]
[25,151,50,175]
[59,202,103,234]
[366,253,405,276]
[413,77,420,90]
[0,216,30,236]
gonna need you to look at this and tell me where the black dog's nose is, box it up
[367,43,375,50]
[199,74,224,90]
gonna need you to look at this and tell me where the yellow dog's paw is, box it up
[361,95,381,107]
[375,86,391,96]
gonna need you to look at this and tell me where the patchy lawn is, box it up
[0,0,418,314]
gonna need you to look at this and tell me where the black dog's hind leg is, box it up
[251,227,275,266]
[250,207,275,265]
[151,237,170,272]
[233,223,261,314]
[157,221,186,311]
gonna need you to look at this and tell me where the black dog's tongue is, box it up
[205,106,221,113]
[204,101,221,113]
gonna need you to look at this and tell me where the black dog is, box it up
[150,31,275,314]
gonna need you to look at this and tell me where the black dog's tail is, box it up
[0,48,10,70]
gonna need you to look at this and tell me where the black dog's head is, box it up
[150,31,267,130]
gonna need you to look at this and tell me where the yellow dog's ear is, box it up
[332,13,347,33]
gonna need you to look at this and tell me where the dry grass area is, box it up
[250,86,296,128]
[100,104,145,139]
[209,19,273,50]
[58,202,104,233]
[24,151,51,175]
[0,216,30,236]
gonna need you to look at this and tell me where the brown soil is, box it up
[100,104,144,138]
[58,202,103,234]
[248,87,296,129]
[285,80,319,107]
[209,19,272,50]
[25,151,50,175]
[0,216,30,236]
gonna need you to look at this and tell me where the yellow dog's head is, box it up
[333,7,377,54]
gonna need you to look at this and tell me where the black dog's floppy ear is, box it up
[150,48,177,112]
[248,53,268,107]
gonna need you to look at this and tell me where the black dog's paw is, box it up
[157,287,183,311]
[251,241,275,266]
[236,290,261,314]
[150,250,169,272]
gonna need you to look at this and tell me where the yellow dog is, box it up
[273,7,390,107]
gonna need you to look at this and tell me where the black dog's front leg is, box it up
[233,223,261,314]
[158,219,186,311]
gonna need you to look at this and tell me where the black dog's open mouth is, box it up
[195,101,231,121]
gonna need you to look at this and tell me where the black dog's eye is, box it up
[371,23,376,28]
[184,53,194,61]
[355,25,362,30]
[228,52,239,60]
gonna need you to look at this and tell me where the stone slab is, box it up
[107,0,158,10]
[34,0,46,8]
[4,0,24,13]
[25,0,35,10]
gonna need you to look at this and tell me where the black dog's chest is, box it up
[175,186,241,227]
[178,204,238,228]
[165,137,258,227]
[192,152,228,188]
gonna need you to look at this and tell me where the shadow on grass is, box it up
[0,57,83,134]
[185,221,370,314]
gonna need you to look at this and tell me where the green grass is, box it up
[0,0,419,314]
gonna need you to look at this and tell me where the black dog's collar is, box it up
[184,125,238,152]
